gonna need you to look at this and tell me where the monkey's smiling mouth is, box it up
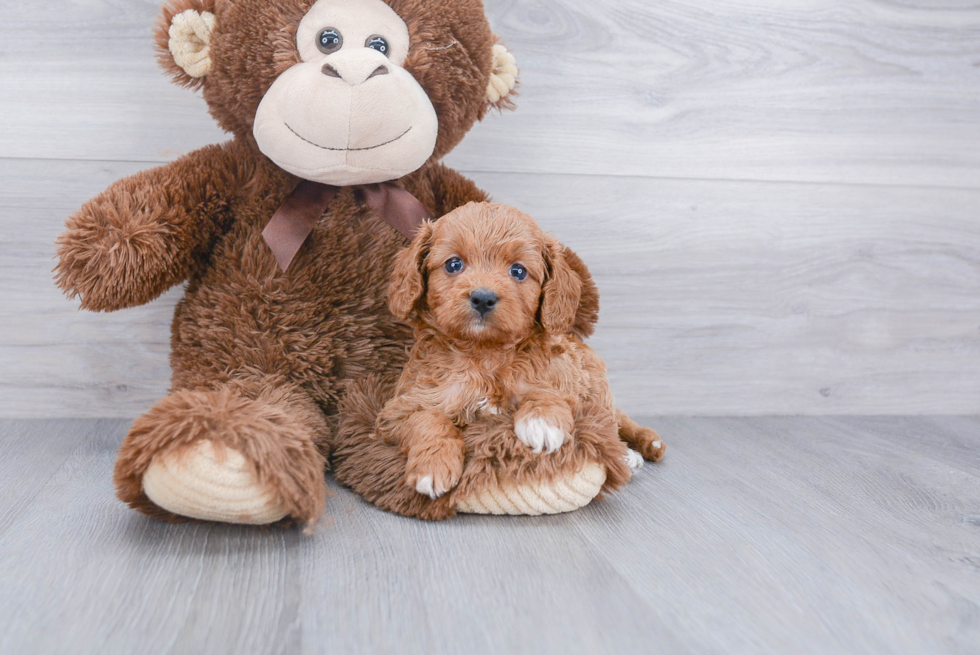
[285,124,412,152]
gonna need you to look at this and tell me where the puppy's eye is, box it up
[366,35,390,57]
[317,28,343,54]
[445,257,464,274]
[510,263,528,281]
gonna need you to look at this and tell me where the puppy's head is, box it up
[389,202,591,345]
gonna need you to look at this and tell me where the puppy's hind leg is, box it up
[616,409,665,462]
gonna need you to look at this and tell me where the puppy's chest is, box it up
[441,343,587,420]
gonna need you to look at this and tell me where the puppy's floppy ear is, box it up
[540,237,583,334]
[388,222,434,320]
[562,247,600,338]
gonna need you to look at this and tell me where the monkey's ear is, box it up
[156,0,218,89]
[388,222,434,321]
[486,42,518,111]
[540,237,583,334]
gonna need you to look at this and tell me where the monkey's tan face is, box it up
[253,0,439,185]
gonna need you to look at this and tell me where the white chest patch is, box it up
[476,397,500,416]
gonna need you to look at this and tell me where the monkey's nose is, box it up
[470,289,498,316]
[321,61,390,84]
[367,65,389,79]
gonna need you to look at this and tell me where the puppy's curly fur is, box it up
[376,202,665,504]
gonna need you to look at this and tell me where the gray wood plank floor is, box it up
[1,417,977,655]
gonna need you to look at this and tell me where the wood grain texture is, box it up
[481,172,980,415]
[0,0,978,187]
[2,0,979,416]
[4,159,978,417]
[0,417,977,654]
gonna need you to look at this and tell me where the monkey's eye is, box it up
[445,257,464,274]
[510,263,528,281]
[317,28,343,54]
[366,35,390,56]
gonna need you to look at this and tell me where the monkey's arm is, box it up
[55,142,247,312]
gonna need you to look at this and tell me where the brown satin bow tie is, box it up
[262,180,432,272]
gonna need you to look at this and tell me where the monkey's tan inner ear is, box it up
[487,44,518,104]
[169,9,215,78]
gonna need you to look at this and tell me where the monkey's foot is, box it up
[142,440,289,525]
[453,462,606,516]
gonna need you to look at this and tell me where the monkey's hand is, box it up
[55,145,236,311]
[55,183,187,311]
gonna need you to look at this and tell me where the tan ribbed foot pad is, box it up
[142,440,289,524]
[453,462,606,515]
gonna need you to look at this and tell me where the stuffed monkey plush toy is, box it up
[55,0,632,526]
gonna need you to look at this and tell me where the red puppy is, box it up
[378,202,664,499]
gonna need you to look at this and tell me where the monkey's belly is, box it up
[169,209,412,410]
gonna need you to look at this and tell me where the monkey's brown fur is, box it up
[54,0,646,526]
[332,204,664,520]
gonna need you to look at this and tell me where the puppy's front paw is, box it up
[625,448,645,471]
[410,470,458,500]
[414,475,440,499]
[514,416,567,454]
[406,446,464,499]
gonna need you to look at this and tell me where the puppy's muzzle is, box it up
[469,288,498,317]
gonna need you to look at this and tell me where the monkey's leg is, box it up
[452,402,633,516]
[114,381,329,526]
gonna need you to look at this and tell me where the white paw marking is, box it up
[625,449,644,471]
[514,416,565,454]
[651,441,662,450]
[415,475,439,499]
[415,474,451,499]
[476,397,500,415]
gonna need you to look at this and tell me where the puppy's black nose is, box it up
[470,288,498,316]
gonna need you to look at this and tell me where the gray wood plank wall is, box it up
[1,0,978,418]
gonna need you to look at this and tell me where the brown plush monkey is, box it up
[55,0,633,527]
